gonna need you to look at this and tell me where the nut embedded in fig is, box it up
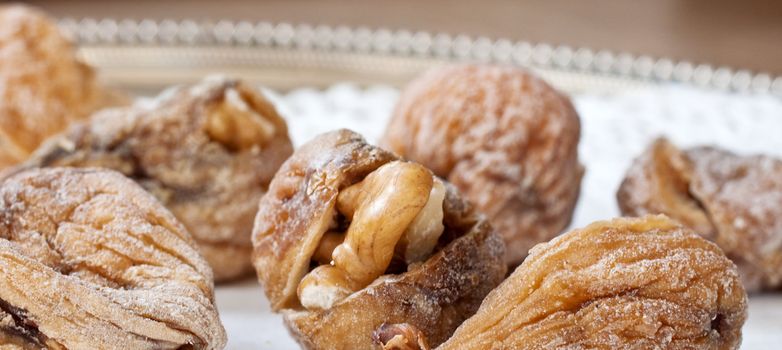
[373,323,430,350]
[253,129,507,349]
[14,76,294,282]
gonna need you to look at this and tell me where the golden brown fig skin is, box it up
[0,168,226,350]
[437,216,747,350]
[0,5,125,169]
[252,129,506,349]
[12,77,293,282]
[381,64,583,266]
[618,138,782,291]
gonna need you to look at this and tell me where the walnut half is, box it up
[297,161,439,310]
[252,129,506,349]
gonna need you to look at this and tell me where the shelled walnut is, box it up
[381,64,583,266]
[252,129,506,350]
[12,76,293,282]
[377,216,747,350]
[0,4,124,169]
[618,138,782,292]
[0,168,226,349]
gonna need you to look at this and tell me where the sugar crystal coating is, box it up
[437,216,747,350]
[0,167,226,349]
[618,138,782,291]
[0,5,124,169]
[15,77,294,282]
[381,64,583,265]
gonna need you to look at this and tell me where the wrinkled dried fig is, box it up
[432,216,747,350]
[618,138,782,291]
[12,76,293,282]
[252,129,506,350]
[0,168,226,349]
[0,5,124,169]
[381,64,583,266]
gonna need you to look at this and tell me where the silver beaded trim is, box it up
[59,18,782,97]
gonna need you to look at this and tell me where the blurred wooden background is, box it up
[27,0,782,74]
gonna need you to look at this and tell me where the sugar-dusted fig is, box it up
[420,216,746,350]
[381,64,583,266]
[12,76,293,282]
[0,168,226,349]
[618,138,782,291]
[0,4,124,169]
[252,129,506,350]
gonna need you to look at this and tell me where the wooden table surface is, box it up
[27,0,782,75]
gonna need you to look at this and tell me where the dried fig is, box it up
[0,167,226,349]
[252,129,506,349]
[12,76,293,282]
[0,5,124,169]
[433,216,747,350]
[381,64,583,266]
[618,138,782,291]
